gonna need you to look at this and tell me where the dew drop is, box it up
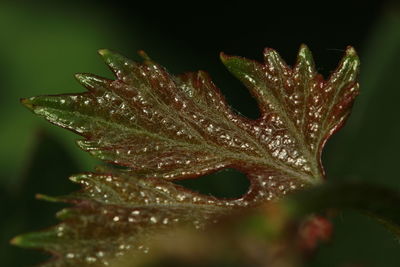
[176,194,186,201]
[66,253,75,259]
[85,256,97,263]
[132,210,140,215]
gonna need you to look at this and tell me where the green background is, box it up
[1,0,400,266]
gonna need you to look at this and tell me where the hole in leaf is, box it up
[174,168,250,199]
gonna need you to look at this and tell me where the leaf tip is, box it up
[75,73,107,92]
[298,44,312,59]
[74,72,83,79]
[20,97,35,110]
[10,231,51,249]
[69,173,89,183]
[220,52,236,66]
[219,52,238,70]
[345,46,357,57]
[56,208,74,220]
[74,72,89,83]
[334,46,360,80]
[138,50,151,61]
[344,46,360,67]
[98,49,116,64]
[74,73,92,88]
[263,47,278,57]
[36,193,60,202]
[219,51,228,62]
[10,234,36,248]
[98,48,110,57]
[10,235,22,246]
[299,43,309,50]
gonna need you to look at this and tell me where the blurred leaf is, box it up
[102,181,400,267]
[325,9,400,188]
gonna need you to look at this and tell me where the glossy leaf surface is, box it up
[14,45,360,266]
[13,171,230,266]
[22,46,359,200]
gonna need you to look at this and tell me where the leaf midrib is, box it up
[257,60,321,181]
[39,106,316,185]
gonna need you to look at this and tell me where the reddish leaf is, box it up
[14,45,359,266]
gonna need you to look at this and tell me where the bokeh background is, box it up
[1,0,400,266]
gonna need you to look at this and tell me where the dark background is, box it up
[1,0,400,266]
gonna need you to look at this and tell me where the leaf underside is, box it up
[14,45,359,266]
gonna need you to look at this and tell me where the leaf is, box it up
[14,45,359,266]
[133,181,400,267]
[12,171,230,266]
[21,45,359,199]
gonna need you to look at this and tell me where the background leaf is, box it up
[312,8,400,267]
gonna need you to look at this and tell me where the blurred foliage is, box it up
[1,0,400,266]
[310,9,400,267]
[58,181,398,267]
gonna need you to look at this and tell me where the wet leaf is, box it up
[14,45,359,266]
[12,171,230,266]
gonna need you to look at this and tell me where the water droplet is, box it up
[176,194,186,201]
[56,225,64,237]
[85,256,97,263]
[132,210,140,215]
[66,253,75,259]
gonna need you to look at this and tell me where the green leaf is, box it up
[15,45,360,266]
